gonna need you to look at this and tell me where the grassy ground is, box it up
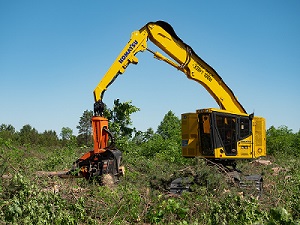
[1,143,300,224]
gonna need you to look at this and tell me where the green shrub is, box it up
[1,173,96,225]
[267,126,298,156]
[146,196,189,224]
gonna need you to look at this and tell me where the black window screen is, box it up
[215,114,237,156]
[239,117,251,139]
[199,113,214,156]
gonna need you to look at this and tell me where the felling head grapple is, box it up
[67,113,124,184]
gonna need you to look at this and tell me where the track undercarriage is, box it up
[170,159,263,197]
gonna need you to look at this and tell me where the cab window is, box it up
[239,117,251,139]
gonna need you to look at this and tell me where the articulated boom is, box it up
[93,21,246,114]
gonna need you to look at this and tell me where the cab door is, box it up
[198,113,214,157]
[213,113,238,156]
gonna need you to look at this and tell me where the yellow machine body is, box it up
[181,109,266,159]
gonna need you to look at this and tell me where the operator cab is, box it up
[181,109,255,160]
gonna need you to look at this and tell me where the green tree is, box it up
[132,128,155,145]
[19,124,39,145]
[39,130,59,146]
[157,110,181,142]
[104,99,140,139]
[77,110,93,146]
[138,111,183,162]
[60,127,76,147]
[292,129,300,155]
[0,124,15,133]
[60,127,73,140]
[0,124,16,141]
[267,125,295,156]
[97,99,140,150]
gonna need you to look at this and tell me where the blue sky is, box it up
[1,1,300,136]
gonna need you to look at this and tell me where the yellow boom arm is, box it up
[93,21,246,115]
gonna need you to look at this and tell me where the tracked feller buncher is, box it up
[66,21,266,192]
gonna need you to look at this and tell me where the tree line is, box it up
[1,99,300,158]
[0,99,179,149]
[0,110,92,148]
